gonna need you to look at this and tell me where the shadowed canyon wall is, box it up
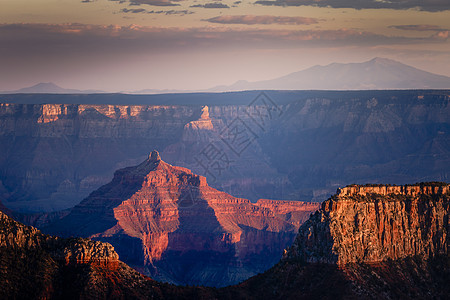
[0,90,449,212]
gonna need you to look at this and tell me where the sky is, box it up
[1,0,450,92]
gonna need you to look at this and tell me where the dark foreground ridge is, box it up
[1,182,449,299]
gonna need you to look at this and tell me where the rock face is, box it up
[44,151,319,287]
[286,183,449,265]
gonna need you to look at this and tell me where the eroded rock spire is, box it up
[149,150,161,162]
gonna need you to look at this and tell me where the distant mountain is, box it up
[212,58,450,91]
[4,82,104,94]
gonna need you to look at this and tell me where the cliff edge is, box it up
[286,182,449,265]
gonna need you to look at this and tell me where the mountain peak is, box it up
[4,82,105,94]
[218,57,450,91]
[18,82,67,93]
[367,57,401,66]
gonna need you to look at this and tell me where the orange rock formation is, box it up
[286,183,449,265]
[46,151,318,286]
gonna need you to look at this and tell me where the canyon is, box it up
[44,151,319,287]
[0,90,449,213]
[1,182,448,299]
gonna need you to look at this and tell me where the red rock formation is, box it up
[286,183,449,265]
[45,151,318,286]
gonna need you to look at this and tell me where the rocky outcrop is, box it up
[182,105,214,142]
[0,210,119,267]
[286,182,449,265]
[44,151,318,287]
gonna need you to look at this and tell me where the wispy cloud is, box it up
[389,25,449,31]
[254,0,450,12]
[121,8,147,13]
[190,3,229,8]
[0,23,445,55]
[121,8,193,14]
[110,0,183,6]
[204,15,319,25]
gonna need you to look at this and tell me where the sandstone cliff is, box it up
[44,151,318,287]
[286,183,449,265]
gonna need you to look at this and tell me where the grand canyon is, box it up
[1,182,448,298]
[3,0,450,296]
[0,88,449,298]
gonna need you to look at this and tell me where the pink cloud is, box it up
[204,15,319,25]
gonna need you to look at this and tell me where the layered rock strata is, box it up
[1,91,449,212]
[45,151,319,287]
[286,183,449,264]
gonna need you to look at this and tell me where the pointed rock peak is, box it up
[148,150,161,162]
[368,57,398,65]
[200,105,210,119]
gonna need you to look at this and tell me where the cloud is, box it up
[254,0,450,12]
[121,8,148,13]
[190,3,229,8]
[110,0,182,6]
[121,8,193,14]
[1,23,448,91]
[0,23,445,57]
[389,25,449,31]
[204,15,319,25]
[156,9,193,14]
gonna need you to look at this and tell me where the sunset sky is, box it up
[1,0,450,91]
